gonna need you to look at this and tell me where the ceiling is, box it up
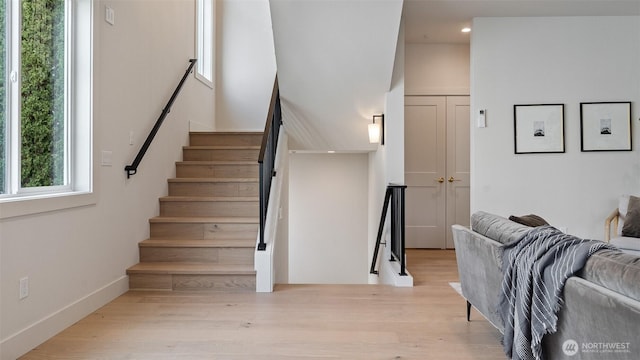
[404,0,640,44]
[269,0,639,151]
[270,0,404,151]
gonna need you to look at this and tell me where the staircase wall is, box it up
[0,1,215,358]
[368,20,405,285]
[215,0,276,131]
[288,153,369,284]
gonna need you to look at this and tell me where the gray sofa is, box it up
[452,211,640,360]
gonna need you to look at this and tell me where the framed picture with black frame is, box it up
[514,104,565,154]
[580,102,632,152]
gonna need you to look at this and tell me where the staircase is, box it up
[126,132,263,292]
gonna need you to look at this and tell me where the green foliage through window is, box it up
[20,0,66,188]
[1,0,6,193]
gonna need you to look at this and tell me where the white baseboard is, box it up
[1,276,129,360]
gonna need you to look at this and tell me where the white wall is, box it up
[274,137,290,284]
[368,20,405,284]
[288,153,369,284]
[471,16,640,239]
[386,20,406,186]
[0,1,215,358]
[405,43,470,96]
[215,0,276,131]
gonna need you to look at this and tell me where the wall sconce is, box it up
[368,114,385,145]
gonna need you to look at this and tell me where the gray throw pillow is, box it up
[621,195,640,238]
[509,214,549,227]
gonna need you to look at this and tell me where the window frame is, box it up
[195,0,214,88]
[9,0,71,195]
[0,0,94,219]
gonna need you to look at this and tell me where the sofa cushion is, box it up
[617,194,631,234]
[609,236,640,257]
[610,236,640,251]
[471,211,530,245]
[621,195,640,237]
[579,249,640,302]
[508,214,549,227]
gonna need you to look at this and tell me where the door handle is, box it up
[448,176,461,183]
[435,177,445,183]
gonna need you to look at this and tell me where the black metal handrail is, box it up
[257,75,281,251]
[125,59,197,178]
[370,184,408,276]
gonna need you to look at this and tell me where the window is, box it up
[1,0,92,203]
[0,0,5,194]
[195,0,214,87]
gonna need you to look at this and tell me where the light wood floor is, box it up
[20,250,504,360]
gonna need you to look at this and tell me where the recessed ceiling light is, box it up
[461,27,471,33]
[327,150,336,154]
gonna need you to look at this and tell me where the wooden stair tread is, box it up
[191,131,262,135]
[160,196,259,202]
[168,178,258,184]
[184,145,260,150]
[149,216,259,224]
[139,239,256,248]
[177,161,257,165]
[127,262,255,275]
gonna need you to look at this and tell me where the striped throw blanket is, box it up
[499,226,613,360]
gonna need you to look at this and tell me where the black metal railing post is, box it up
[370,184,408,276]
[391,185,407,275]
[125,59,197,178]
[370,187,392,275]
[257,75,281,251]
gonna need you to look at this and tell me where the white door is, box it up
[445,96,471,248]
[404,96,470,249]
[404,97,446,248]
